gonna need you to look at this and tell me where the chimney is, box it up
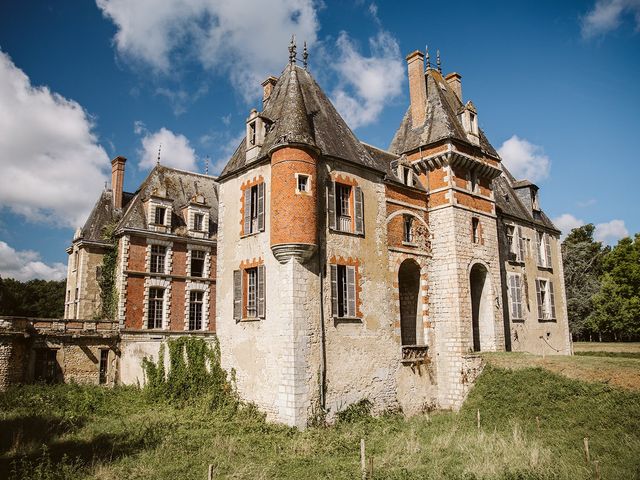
[111,156,126,210]
[261,76,278,107]
[445,72,462,101]
[406,51,427,127]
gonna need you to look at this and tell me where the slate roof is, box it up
[117,166,218,236]
[219,64,382,178]
[79,190,134,244]
[389,69,498,158]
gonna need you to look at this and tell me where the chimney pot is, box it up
[406,50,427,127]
[111,156,126,210]
[445,72,462,101]
[261,76,278,107]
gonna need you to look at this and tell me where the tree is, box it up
[0,276,65,317]
[561,224,607,338]
[590,234,640,340]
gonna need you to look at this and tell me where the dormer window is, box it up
[532,189,540,210]
[397,165,414,187]
[245,109,266,161]
[154,206,166,225]
[461,101,479,144]
[194,213,204,231]
[469,113,476,132]
[249,122,256,146]
[469,170,478,193]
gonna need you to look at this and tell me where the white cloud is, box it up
[135,124,198,171]
[331,31,404,129]
[0,51,109,228]
[498,135,550,183]
[552,213,585,239]
[594,219,629,244]
[577,198,597,208]
[0,241,67,281]
[581,0,640,38]
[96,0,319,101]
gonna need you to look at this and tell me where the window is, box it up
[536,231,552,268]
[469,113,476,131]
[507,225,525,262]
[193,213,204,231]
[99,349,109,384]
[74,250,79,270]
[297,174,309,192]
[154,206,166,225]
[150,245,166,273]
[403,215,414,243]
[243,183,265,235]
[327,181,364,235]
[249,121,256,146]
[508,274,524,321]
[469,171,478,193]
[532,190,540,210]
[472,217,480,244]
[330,264,357,318]
[402,167,413,187]
[536,279,556,321]
[148,287,164,328]
[233,265,265,320]
[34,348,59,383]
[191,250,205,278]
[189,291,204,330]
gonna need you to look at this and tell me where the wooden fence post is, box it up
[583,437,590,464]
[360,438,366,480]
[594,460,600,480]
[208,464,214,480]
[477,409,481,430]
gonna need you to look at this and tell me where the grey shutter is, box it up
[257,265,265,318]
[233,270,241,320]
[535,279,543,320]
[544,234,552,268]
[548,281,556,319]
[515,275,523,319]
[354,186,364,235]
[507,274,514,318]
[330,265,338,317]
[257,182,265,232]
[243,187,252,235]
[517,226,525,262]
[327,181,336,230]
[535,232,541,266]
[346,266,356,318]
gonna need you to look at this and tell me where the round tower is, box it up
[268,65,318,263]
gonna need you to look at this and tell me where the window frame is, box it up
[190,249,206,278]
[150,244,167,274]
[242,181,265,236]
[188,290,204,330]
[403,214,414,244]
[233,264,265,321]
[535,278,557,322]
[472,217,480,244]
[296,173,310,194]
[147,287,164,329]
[327,180,364,236]
[154,206,166,225]
[330,263,358,319]
[507,273,524,321]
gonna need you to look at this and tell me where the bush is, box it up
[336,399,372,423]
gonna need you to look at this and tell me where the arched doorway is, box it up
[470,263,492,352]
[399,259,421,345]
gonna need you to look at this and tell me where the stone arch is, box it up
[469,261,495,352]
[398,258,421,346]
[386,209,429,229]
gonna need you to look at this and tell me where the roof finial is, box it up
[303,41,308,69]
[205,156,209,176]
[425,45,431,71]
[288,35,297,64]
[436,49,441,73]
[157,144,161,166]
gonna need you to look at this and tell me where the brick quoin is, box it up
[270,147,317,247]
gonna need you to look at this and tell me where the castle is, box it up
[0,45,572,427]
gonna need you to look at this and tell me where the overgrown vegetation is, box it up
[562,225,639,341]
[2,353,639,479]
[0,277,65,317]
[98,221,119,320]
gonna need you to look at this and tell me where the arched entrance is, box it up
[399,259,421,345]
[470,263,492,352]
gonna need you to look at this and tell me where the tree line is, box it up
[562,225,640,341]
[0,277,65,318]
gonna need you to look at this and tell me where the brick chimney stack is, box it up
[406,51,427,127]
[111,156,126,210]
[445,72,462,101]
[261,76,278,107]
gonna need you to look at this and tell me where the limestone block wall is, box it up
[0,337,27,390]
[497,218,572,355]
[65,245,107,320]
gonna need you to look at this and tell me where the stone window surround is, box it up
[507,272,525,322]
[328,255,362,320]
[145,238,173,276]
[239,175,265,238]
[186,244,211,279]
[186,205,210,237]
[142,277,171,330]
[535,276,557,322]
[147,198,173,232]
[294,172,312,195]
[328,173,364,236]
[183,280,210,331]
[386,209,429,249]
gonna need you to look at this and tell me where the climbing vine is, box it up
[98,221,118,320]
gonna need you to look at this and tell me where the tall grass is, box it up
[1,362,638,479]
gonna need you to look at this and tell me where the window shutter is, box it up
[233,270,241,320]
[507,274,514,318]
[257,182,265,232]
[330,264,338,317]
[257,265,265,318]
[544,234,552,268]
[535,279,543,320]
[243,188,252,235]
[548,281,556,319]
[354,186,364,235]
[346,266,356,318]
[535,232,541,266]
[327,181,336,230]
[515,275,523,319]
[517,226,525,262]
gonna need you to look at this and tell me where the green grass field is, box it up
[1,353,639,479]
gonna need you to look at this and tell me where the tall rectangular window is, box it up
[327,181,364,235]
[99,349,109,384]
[403,215,414,243]
[150,245,166,273]
[508,273,524,321]
[191,250,205,278]
[246,268,258,318]
[336,184,352,232]
[34,348,58,383]
[472,218,480,244]
[536,279,557,321]
[189,291,203,330]
[243,183,265,235]
[148,287,164,328]
[330,264,356,318]
[154,206,166,225]
[193,213,204,231]
[233,265,265,320]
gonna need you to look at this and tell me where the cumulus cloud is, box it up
[581,0,640,38]
[331,31,404,129]
[552,213,585,239]
[135,123,198,171]
[498,135,550,183]
[0,51,109,228]
[594,219,629,244]
[96,0,319,101]
[0,241,67,281]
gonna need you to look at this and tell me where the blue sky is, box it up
[0,0,639,280]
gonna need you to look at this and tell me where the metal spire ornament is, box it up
[157,144,162,166]
[303,41,308,69]
[425,45,431,71]
[205,156,209,176]
[289,35,297,64]
[436,49,441,73]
